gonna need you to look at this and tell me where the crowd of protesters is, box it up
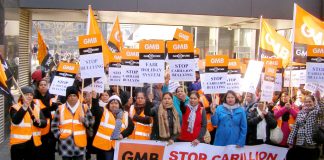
[9,64,324,160]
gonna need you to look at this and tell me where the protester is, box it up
[33,79,58,160]
[145,92,181,145]
[81,91,95,160]
[178,91,207,146]
[273,91,299,147]
[146,83,164,108]
[211,90,247,147]
[92,95,134,160]
[294,89,305,110]
[246,103,277,145]
[51,86,94,160]
[286,92,324,160]
[187,71,201,93]
[10,86,47,160]
[243,92,257,113]
[128,91,153,140]
[108,85,130,106]
[173,86,189,124]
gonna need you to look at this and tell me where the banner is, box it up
[83,77,104,93]
[261,66,277,102]
[202,55,228,94]
[79,34,105,79]
[194,48,200,71]
[139,40,165,83]
[306,45,324,83]
[261,58,283,91]
[167,41,195,82]
[121,48,142,87]
[49,62,79,96]
[259,18,291,68]
[292,4,324,64]
[227,59,241,92]
[173,28,193,41]
[114,140,288,160]
[241,60,264,93]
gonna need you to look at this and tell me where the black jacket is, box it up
[246,108,277,145]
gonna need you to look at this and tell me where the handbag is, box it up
[313,112,324,144]
[270,126,283,144]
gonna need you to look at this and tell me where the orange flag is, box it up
[87,5,111,66]
[37,30,47,64]
[108,17,123,53]
[292,4,324,64]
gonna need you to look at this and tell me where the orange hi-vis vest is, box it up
[49,95,58,119]
[93,108,128,151]
[58,102,88,147]
[129,105,152,140]
[200,95,214,131]
[32,99,51,136]
[273,105,296,130]
[10,100,43,146]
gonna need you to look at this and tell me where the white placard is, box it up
[274,73,283,91]
[121,65,143,87]
[168,81,181,93]
[201,73,227,94]
[227,74,241,92]
[299,69,306,84]
[241,61,264,93]
[49,76,75,96]
[108,67,122,86]
[194,58,199,71]
[169,59,195,82]
[304,83,324,96]
[261,80,275,102]
[306,63,324,83]
[284,70,300,87]
[83,77,105,93]
[79,53,105,79]
[139,60,165,83]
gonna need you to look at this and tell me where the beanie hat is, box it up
[108,95,122,104]
[66,86,79,98]
[21,86,34,95]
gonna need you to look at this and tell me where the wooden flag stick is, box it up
[11,77,35,117]
[130,86,133,98]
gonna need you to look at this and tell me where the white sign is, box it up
[227,74,241,92]
[261,81,275,102]
[194,58,199,71]
[121,65,143,87]
[305,83,324,96]
[241,61,264,93]
[201,73,227,94]
[283,70,300,87]
[169,59,195,82]
[83,77,105,93]
[306,63,324,83]
[168,81,181,93]
[108,67,122,85]
[139,60,165,83]
[79,53,105,79]
[49,76,75,96]
[262,73,282,92]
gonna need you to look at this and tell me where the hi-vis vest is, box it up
[10,100,43,146]
[93,108,128,151]
[199,94,214,131]
[129,105,152,140]
[58,103,88,147]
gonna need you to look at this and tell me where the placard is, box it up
[227,59,241,92]
[261,66,277,102]
[121,48,143,87]
[83,77,104,93]
[194,48,200,71]
[306,45,324,83]
[261,58,283,91]
[241,60,264,93]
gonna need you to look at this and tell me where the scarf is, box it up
[256,107,267,142]
[66,100,80,114]
[187,104,198,134]
[223,103,240,115]
[110,109,123,140]
[99,100,108,108]
[158,104,180,139]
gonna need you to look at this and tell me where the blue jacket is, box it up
[211,104,247,147]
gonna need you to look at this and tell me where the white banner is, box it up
[49,76,75,96]
[83,77,105,93]
[114,140,288,160]
[261,81,275,102]
[306,62,324,83]
[241,61,264,93]
[80,53,105,79]
[227,74,241,92]
[108,67,122,86]
[283,70,300,87]
[139,60,165,83]
[169,59,195,82]
[201,73,227,94]
[121,65,143,87]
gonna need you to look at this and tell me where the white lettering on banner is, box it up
[83,38,97,44]
[211,58,224,64]
[144,44,160,50]
[173,44,188,50]
[265,61,279,66]
[228,61,237,67]
[313,48,324,54]
[62,65,75,71]
[301,23,324,45]
[126,51,139,57]
[296,48,307,56]
[265,33,289,59]
[114,55,122,60]
[179,33,189,40]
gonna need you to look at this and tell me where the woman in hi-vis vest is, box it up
[10,86,47,160]
[51,86,94,160]
[92,95,134,160]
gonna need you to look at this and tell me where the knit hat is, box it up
[108,95,121,104]
[66,86,79,98]
[21,86,34,95]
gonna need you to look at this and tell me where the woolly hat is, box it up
[21,86,34,95]
[108,95,121,104]
[66,86,79,98]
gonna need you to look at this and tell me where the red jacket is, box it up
[179,105,202,141]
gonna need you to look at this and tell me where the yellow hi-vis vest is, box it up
[128,105,152,140]
[10,100,43,146]
[92,108,128,151]
[58,103,87,147]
